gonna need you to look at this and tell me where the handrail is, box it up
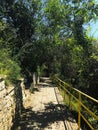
[55,77,98,130]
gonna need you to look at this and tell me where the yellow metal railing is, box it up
[55,77,98,130]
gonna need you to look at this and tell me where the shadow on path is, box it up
[11,102,76,130]
[11,77,78,130]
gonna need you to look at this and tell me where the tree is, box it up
[0,0,42,82]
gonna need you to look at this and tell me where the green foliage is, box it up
[0,17,21,84]
[0,0,98,98]
[0,48,21,83]
[7,60,21,82]
[29,84,35,93]
[0,0,42,80]
[37,66,41,76]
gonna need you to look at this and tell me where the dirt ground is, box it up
[15,77,78,130]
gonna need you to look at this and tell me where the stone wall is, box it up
[0,77,15,130]
[0,78,26,130]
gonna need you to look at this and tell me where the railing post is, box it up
[78,92,81,130]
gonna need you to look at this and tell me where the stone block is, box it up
[0,89,6,98]
[0,80,5,91]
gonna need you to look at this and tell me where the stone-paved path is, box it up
[15,77,78,130]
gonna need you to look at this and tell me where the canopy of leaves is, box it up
[0,0,98,100]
